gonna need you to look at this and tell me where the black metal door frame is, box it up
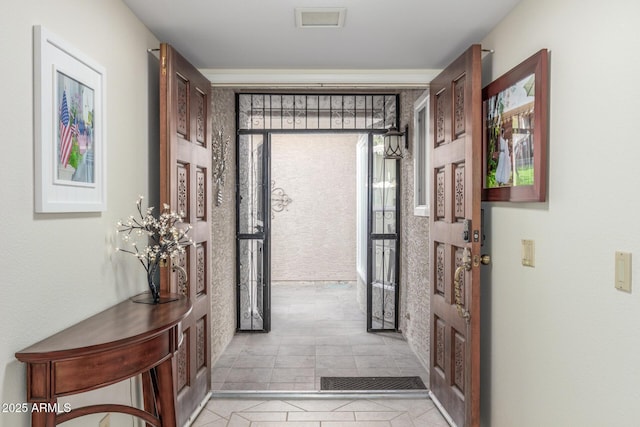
[236,132,271,332]
[235,93,401,333]
[366,133,401,332]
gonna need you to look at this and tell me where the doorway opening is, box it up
[213,93,429,393]
[269,130,403,334]
[270,133,363,333]
[235,93,401,333]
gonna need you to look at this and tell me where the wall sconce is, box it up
[383,125,407,159]
[212,128,230,206]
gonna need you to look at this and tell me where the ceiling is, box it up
[122,0,523,84]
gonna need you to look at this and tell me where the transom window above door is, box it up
[237,93,397,131]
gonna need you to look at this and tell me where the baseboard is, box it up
[182,390,212,427]
[211,389,429,400]
[428,390,456,427]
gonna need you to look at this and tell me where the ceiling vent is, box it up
[295,8,346,28]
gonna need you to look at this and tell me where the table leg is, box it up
[142,371,156,427]
[154,358,177,427]
[31,403,56,427]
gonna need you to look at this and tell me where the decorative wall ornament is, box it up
[271,180,292,218]
[212,128,230,206]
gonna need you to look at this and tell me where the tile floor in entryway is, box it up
[191,281,448,426]
[211,282,429,391]
[191,397,449,426]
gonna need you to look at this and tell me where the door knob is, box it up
[480,254,491,265]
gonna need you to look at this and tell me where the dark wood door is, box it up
[159,43,212,426]
[429,44,482,427]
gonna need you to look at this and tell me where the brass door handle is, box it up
[454,249,472,322]
[172,264,188,295]
[172,264,187,281]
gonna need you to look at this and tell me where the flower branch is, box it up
[115,196,194,302]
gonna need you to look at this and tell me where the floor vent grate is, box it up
[320,376,426,391]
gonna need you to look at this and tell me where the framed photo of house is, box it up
[34,25,106,212]
[482,49,548,202]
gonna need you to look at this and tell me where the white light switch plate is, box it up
[522,239,535,267]
[615,251,632,292]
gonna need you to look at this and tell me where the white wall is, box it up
[0,1,159,426]
[480,1,640,426]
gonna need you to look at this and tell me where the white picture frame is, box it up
[34,25,106,212]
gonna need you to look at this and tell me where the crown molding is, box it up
[199,69,440,88]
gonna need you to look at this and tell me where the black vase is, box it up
[147,262,160,303]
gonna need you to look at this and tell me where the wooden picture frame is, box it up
[34,26,106,212]
[482,49,548,202]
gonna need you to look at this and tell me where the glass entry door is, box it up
[367,134,400,331]
[236,133,270,331]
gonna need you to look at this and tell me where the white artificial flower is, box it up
[115,198,194,275]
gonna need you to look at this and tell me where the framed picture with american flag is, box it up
[34,26,106,212]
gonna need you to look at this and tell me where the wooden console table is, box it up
[15,294,191,427]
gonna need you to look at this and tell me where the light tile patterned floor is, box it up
[191,398,449,427]
[212,282,429,391]
[192,282,448,426]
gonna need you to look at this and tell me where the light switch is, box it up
[615,251,632,292]
[522,239,535,267]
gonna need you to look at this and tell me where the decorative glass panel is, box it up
[196,243,206,295]
[196,317,206,370]
[196,89,206,145]
[177,332,189,390]
[454,76,466,138]
[454,163,465,219]
[238,135,265,235]
[319,95,331,129]
[343,95,356,129]
[436,92,445,145]
[196,168,206,220]
[306,95,319,129]
[435,317,445,371]
[371,239,397,330]
[436,243,445,297]
[453,330,466,393]
[177,163,189,217]
[177,76,188,138]
[436,168,445,220]
[372,135,397,234]
[282,95,294,129]
[237,94,397,131]
[239,239,264,330]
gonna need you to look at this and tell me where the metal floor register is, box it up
[320,376,427,391]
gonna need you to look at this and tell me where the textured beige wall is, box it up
[398,90,431,370]
[210,88,237,365]
[271,133,359,282]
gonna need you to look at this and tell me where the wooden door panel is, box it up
[160,43,212,427]
[429,45,482,427]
